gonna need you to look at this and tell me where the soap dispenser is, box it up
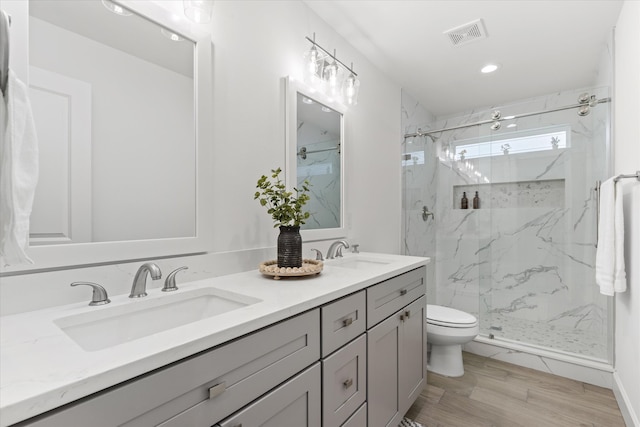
[461,192,469,209]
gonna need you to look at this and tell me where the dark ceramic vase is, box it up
[277,226,302,268]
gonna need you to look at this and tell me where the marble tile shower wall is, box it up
[402,87,610,360]
[401,91,437,302]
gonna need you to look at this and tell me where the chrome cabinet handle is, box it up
[400,289,407,296]
[405,310,411,318]
[343,378,353,389]
[208,381,226,399]
[342,317,353,327]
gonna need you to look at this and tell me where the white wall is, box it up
[0,0,402,315]
[613,1,640,425]
[208,0,402,255]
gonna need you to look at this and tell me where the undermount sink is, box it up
[54,287,262,352]
[330,257,391,270]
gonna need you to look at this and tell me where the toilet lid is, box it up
[426,305,477,327]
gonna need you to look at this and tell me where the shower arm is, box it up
[404,97,611,140]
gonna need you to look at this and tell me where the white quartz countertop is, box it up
[0,253,429,426]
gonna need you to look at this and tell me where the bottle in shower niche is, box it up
[461,192,469,209]
[473,191,480,209]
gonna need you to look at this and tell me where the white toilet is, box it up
[426,304,479,377]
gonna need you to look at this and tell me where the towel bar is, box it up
[594,171,639,248]
[0,10,10,97]
[613,171,640,182]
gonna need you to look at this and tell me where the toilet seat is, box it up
[426,304,478,328]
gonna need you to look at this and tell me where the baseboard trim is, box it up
[613,371,640,427]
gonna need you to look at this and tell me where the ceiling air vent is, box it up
[443,19,487,47]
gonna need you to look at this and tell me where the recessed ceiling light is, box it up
[160,28,184,42]
[102,0,132,16]
[481,64,499,74]
[302,97,314,104]
[321,106,332,113]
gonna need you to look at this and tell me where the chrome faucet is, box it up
[327,240,350,259]
[129,262,162,298]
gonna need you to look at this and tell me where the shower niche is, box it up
[452,179,566,209]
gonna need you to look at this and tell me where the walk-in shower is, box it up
[402,85,613,367]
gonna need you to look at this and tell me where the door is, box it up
[398,296,426,415]
[367,312,401,427]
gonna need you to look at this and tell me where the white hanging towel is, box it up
[595,177,627,295]
[0,70,39,266]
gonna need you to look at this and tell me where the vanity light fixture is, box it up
[303,33,360,106]
[342,64,361,106]
[304,34,322,77]
[324,50,339,93]
[102,0,132,16]
[183,0,213,24]
[481,63,499,74]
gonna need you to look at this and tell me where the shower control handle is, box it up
[422,206,434,221]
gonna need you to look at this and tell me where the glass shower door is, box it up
[482,86,611,362]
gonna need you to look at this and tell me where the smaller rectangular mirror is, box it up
[285,77,346,241]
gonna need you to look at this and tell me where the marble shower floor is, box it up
[481,313,608,361]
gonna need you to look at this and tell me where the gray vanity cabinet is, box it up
[16,310,320,427]
[216,363,321,427]
[366,267,426,427]
[320,290,367,427]
[13,265,427,427]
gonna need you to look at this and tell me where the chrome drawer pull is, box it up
[343,378,353,389]
[400,314,405,321]
[208,381,226,399]
[405,310,411,318]
[343,317,353,327]
[400,289,407,296]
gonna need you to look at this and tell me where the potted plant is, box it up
[255,168,310,267]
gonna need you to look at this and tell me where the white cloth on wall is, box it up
[0,70,39,266]
[595,177,627,295]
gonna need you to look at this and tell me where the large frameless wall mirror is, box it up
[1,0,213,273]
[285,77,346,241]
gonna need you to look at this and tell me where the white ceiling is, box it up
[304,0,624,117]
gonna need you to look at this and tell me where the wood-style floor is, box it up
[405,352,627,427]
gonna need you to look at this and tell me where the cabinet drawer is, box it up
[367,267,425,328]
[22,309,320,427]
[216,362,321,427]
[321,291,366,357]
[341,403,366,427]
[322,334,367,427]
